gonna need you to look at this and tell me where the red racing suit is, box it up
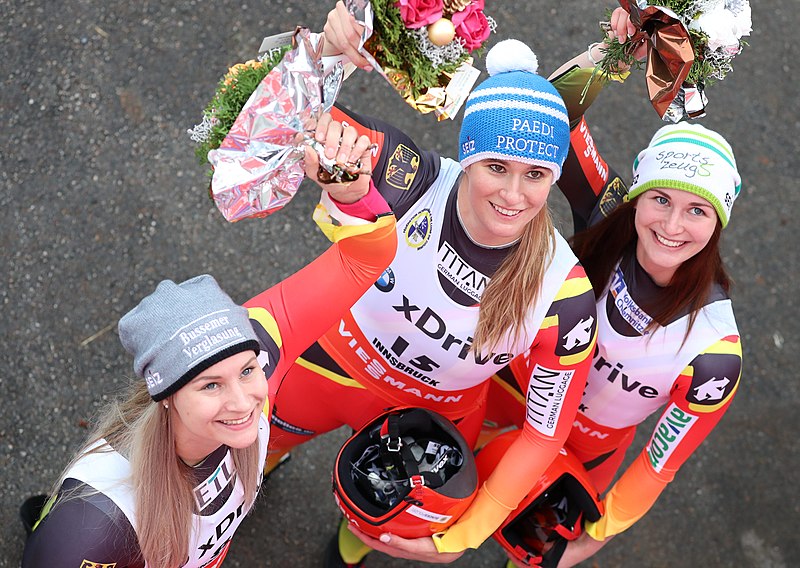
[21,190,396,568]
[489,66,743,541]
[268,105,598,551]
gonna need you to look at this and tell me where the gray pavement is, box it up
[2,1,798,566]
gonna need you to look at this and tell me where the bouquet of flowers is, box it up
[591,0,751,122]
[188,42,291,168]
[346,0,496,119]
[188,28,350,222]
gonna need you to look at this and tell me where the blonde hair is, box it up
[472,206,555,353]
[50,381,262,567]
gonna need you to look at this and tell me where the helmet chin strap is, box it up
[378,412,447,500]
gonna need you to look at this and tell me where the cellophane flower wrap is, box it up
[591,0,751,122]
[345,0,496,120]
[188,28,347,222]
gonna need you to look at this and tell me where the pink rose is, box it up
[396,0,443,29]
[451,0,491,51]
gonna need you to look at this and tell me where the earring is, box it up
[163,402,169,410]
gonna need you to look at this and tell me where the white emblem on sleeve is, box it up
[562,316,594,351]
[693,376,729,402]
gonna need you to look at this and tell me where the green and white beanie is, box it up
[628,123,741,227]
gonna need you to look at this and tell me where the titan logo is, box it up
[437,241,489,302]
[526,365,573,436]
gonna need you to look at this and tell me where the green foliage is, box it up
[194,47,289,165]
[370,0,471,98]
[594,36,645,81]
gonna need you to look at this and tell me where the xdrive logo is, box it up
[591,348,658,400]
[196,502,245,560]
[392,295,513,365]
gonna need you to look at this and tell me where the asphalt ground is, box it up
[2,1,798,566]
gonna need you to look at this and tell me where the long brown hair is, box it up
[49,381,262,567]
[473,206,555,353]
[570,198,730,334]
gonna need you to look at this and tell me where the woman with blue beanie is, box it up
[20,121,398,567]
[483,13,744,566]
[266,9,598,566]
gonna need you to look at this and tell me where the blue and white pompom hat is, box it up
[458,39,570,180]
[627,123,741,228]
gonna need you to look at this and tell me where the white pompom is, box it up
[485,39,539,76]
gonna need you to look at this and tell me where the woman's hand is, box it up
[609,6,637,42]
[322,1,373,70]
[554,531,612,568]
[502,531,611,567]
[304,112,374,204]
[346,524,465,564]
[608,7,648,61]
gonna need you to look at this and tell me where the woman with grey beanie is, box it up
[21,114,397,568]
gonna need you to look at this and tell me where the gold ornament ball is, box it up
[427,18,456,46]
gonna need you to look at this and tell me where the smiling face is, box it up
[170,350,266,466]
[634,187,719,286]
[457,159,553,247]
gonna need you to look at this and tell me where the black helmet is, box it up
[476,430,603,567]
[332,407,479,539]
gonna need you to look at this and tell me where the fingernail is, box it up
[379,534,391,543]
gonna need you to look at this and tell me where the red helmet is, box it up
[332,407,478,539]
[475,430,604,567]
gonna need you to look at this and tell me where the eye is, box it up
[654,195,669,205]
[241,366,258,379]
[526,169,545,180]
[689,206,706,216]
[487,163,505,174]
[202,382,220,391]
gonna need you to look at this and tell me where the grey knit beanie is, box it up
[118,274,260,401]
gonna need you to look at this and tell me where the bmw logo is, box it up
[374,267,396,292]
